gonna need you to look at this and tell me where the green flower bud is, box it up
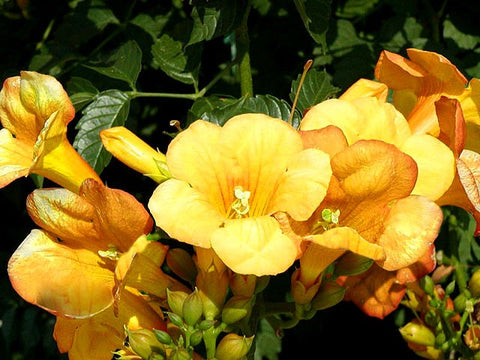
[190,330,203,346]
[215,334,254,360]
[221,296,253,325]
[125,328,165,360]
[167,312,185,328]
[170,348,192,360]
[421,276,435,295]
[153,329,172,345]
[198,319,216,331]
[167,248,197,285]
[399,321,436,347]
[183,288,204,326]
[167,289,189,317]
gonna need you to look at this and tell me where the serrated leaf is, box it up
[294,0,332,50]
[254,319,281,360]
[151,34,202,85]
[84,41,142,90]
[199,94,301,127]
[130,13,171,39]
[290,68,339,113]
[189,0,247,45]
[73,90,130,174]
[187,95,234,124]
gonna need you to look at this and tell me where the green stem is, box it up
[235,4,253,97]
[127,91,198,100]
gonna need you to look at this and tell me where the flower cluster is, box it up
[2,48,480,360]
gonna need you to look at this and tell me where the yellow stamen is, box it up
[229,186,251,218]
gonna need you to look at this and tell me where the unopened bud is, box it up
[183,288,204,326]
[221,296,253,325]
[291,268,321,305]
[190,330,203,346]
[230,274,257,297]
[167,312,185,328]
[167,289,189,317]
[170,348,192,360]
[469,269,480,297]
[399,321,436,347]
[167,248,197,285]
[125,328,164,359]
[153,329,172,345]
[215,334,254,360]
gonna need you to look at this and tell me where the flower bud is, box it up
[399,321,436,347]
[167,248,197,285]
[153,329,172,345]
[215,334,254,360]
[167,289,189,317]
[125,328,165,359]
[290,268,321,305]
[469,269,480,297]
[183,288,204,326]
[221,296,253,325]
[230,274,257,297]
[190,330,204,346]
[100,126,170,183]
[170,348,192,360]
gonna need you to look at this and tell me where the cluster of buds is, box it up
[399,271,480,359]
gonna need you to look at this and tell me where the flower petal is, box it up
[436,97,466,158]
[300,97,411,146]
[0,128,31,188]
[339,78,388,102]
[80,179,154,252]
[211,216,299,275]
[400,133,455,200]
[337,265,406,319]
[459,78,480,153]
[396,244,436,284]
[376,196,442,271]
[26,187,99,251]
[8,229,114,318]
[149,178,224,248]
[268,148,331,220]
[306,227,385,261]
[299,125,348,157]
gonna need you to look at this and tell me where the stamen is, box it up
[98,244,120,261]
[312,208,341,233]
[230,186,251,218]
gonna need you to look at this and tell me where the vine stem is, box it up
[235,3,253,97]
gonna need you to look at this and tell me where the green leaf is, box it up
[443,19,480,50]
[73,90,130,174]
[334,253,373,276]
[84,41,143,90]
[67,77,99,112]
[290,68,339,113]
[294,0,332,50]
[54,0,119,46]
[189,0,247,45]
[151,34,202,85]
[312,281,345,310]
[187,95,234,124]
[199,94,301,127]
[254,319,281,360]
[335,0,380,18]
[129,13,171,39]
